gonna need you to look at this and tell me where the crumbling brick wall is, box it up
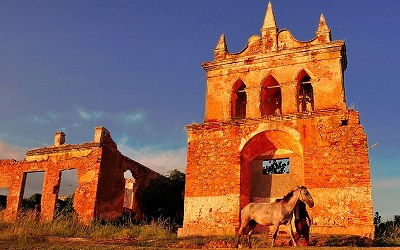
[0,126,163,223]
[302,110,374,235]
[181,112,373,237]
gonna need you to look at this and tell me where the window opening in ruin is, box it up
[23,172,44,199]
[262,158,290,175]
[298,72,314,113]
[55,169,78,217]
[231,80,247,119]
[0,188,8,210]
[123,170,136,223]
[261,75,282,117]
[22,172,44,218]
[59,169,78,196]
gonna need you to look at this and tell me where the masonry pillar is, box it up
[281,81,298,114]
[247,87,261,118]
[40,169,61,221]
[4,171,26,222]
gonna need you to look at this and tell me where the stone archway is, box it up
[239,129,303,209]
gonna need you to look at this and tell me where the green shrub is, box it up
[142,169,185,227]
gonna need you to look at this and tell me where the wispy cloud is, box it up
[118,137,186,175]
[77,108,104,120]
[76,108,144,124]
[125,113,144,123]
[0,139,27,160]
[23,112,58,124]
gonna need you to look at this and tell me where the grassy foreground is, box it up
[0,211,399,249]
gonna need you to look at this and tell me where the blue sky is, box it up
[0,1,399,221]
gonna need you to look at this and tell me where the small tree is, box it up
[374,212,400,246]
[55,194,75,217]
[22,193,41,210]
[374,212,382,225]
[142,169,185,226]
[263,159,289,174]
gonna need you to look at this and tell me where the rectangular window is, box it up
[262,158,290,175]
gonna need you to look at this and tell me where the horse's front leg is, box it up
[270,224,280,247]
[286,221,297,247]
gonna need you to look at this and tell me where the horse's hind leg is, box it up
[246,220,257,248]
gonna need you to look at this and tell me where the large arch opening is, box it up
[240,130,303,208]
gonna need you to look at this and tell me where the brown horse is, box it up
[235,186,314,248]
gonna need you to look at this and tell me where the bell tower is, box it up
[203,2,347,123]
[179,2,373,238]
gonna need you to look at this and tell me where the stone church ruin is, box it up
[179,3,374,238]
[0,126,163,223]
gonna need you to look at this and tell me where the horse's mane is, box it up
[274,190,295,203]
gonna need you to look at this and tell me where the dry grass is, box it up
[1,210,399,249]
[0,210,176,244]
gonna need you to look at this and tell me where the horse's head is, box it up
[298,186,314,208]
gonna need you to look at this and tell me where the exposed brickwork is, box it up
[0,127,163,224]
[179,3,373,238]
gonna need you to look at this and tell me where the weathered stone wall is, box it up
[302,110,374,236]
[0,146,102,223]
[96,145,163,221]
[180,111,374,237]
[181,123,242,236]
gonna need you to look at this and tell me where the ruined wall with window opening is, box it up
[178,3,374,238]
[0,126,163,223]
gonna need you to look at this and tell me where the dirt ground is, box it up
[1,234,399,250]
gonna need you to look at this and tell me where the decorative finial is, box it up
[215,34,227,52]
[261,1,277,37]
[214,34,228,60]
[261,2,278,52]
[316,14,331,42]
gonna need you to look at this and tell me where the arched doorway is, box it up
[239,129,303,208]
